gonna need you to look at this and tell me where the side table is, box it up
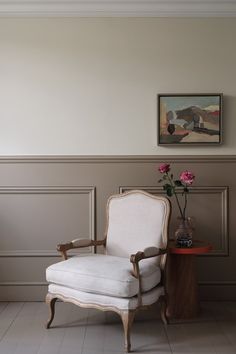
[166,240,212,320]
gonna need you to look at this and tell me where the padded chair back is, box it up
[105,190,170,264]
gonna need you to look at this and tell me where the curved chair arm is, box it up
[130,247,167,264]
[130,247,167,307]
[57,238,106,260]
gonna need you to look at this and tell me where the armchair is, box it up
[46,190,170,352]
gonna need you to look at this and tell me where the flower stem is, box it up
[166,173,184,219]
[183,189,187,219]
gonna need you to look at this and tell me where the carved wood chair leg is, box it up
[45,293,57,329]
[120,310,136,353]
[160,295,169,325]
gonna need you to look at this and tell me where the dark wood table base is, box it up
[167,254,200,319]
[166,241,212,320]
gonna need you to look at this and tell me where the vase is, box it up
[175,216,194,247]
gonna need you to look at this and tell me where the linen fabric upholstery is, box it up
[106,193,167,261]
[72,238,92,247]
[48,283,164,310]
[143,246,161,258]
[46,254,161,298]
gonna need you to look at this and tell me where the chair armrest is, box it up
[129,247,167,307]
[130,247,167,264]
[57,238,106,260]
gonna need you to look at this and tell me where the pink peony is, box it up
[180,171,195,185]
[158,163,170,174]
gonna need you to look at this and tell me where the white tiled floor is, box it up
[0,301,235,354]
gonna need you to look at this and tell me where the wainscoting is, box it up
[0,155,235,301]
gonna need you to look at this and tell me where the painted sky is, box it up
[161,96,220,112]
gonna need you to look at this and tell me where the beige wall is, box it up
[0,18,236,155]
[0,18,236,301]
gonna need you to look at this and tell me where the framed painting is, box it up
[158,94,223,145]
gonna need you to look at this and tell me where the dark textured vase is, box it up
[175,217,194,247]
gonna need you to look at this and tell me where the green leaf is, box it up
[174,180,183,187]
[166,187,174,197]
[163,183,171,190]
[163,174,167,180]
[171,173,173,179]
[158,179,163,183]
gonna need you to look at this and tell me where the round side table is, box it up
[166,240,212,320]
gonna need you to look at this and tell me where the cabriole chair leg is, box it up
[120,310,136,353]
[45,293,57,329]
[160,295,169,325]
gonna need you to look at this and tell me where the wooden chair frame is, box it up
[46,190,170,352]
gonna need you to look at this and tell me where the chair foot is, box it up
[125,343,131,353]
[45,293,57,329]
[160,295,169,325]
[120,310,136,353]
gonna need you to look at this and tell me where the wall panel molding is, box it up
[0,155,236,164]
[120,186,229,256]
[0,186,96,257]
[0,1,236,17]
[0,282,47,286]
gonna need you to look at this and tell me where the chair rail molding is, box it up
[0,155,236,164]
[0,0,236,17]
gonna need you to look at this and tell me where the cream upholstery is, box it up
[45,190,170,353]
[48,284,164,311]
[46,254,161,298]
[106,192,167,260]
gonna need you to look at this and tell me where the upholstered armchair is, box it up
[46,190,170,352]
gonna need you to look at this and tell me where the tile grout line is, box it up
[210,303,236,349]
[80,309,90,354]
[56,327,67,354]
[0,302,25,343]
[0,302,8,315]
[162,323,174,354]
[36,304,67,354]
[207,305,221,354]
[14,303,42,354]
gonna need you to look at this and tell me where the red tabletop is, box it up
[168,240,212,255]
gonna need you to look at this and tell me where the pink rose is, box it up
[158,163,170,174]
[180,170,195,185]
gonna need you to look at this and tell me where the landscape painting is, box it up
[158,94,222,145]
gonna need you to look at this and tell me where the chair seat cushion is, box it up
[46,254,161,298]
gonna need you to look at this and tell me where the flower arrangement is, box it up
[158,163,195,220]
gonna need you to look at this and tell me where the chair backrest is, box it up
[105,190,170,263]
